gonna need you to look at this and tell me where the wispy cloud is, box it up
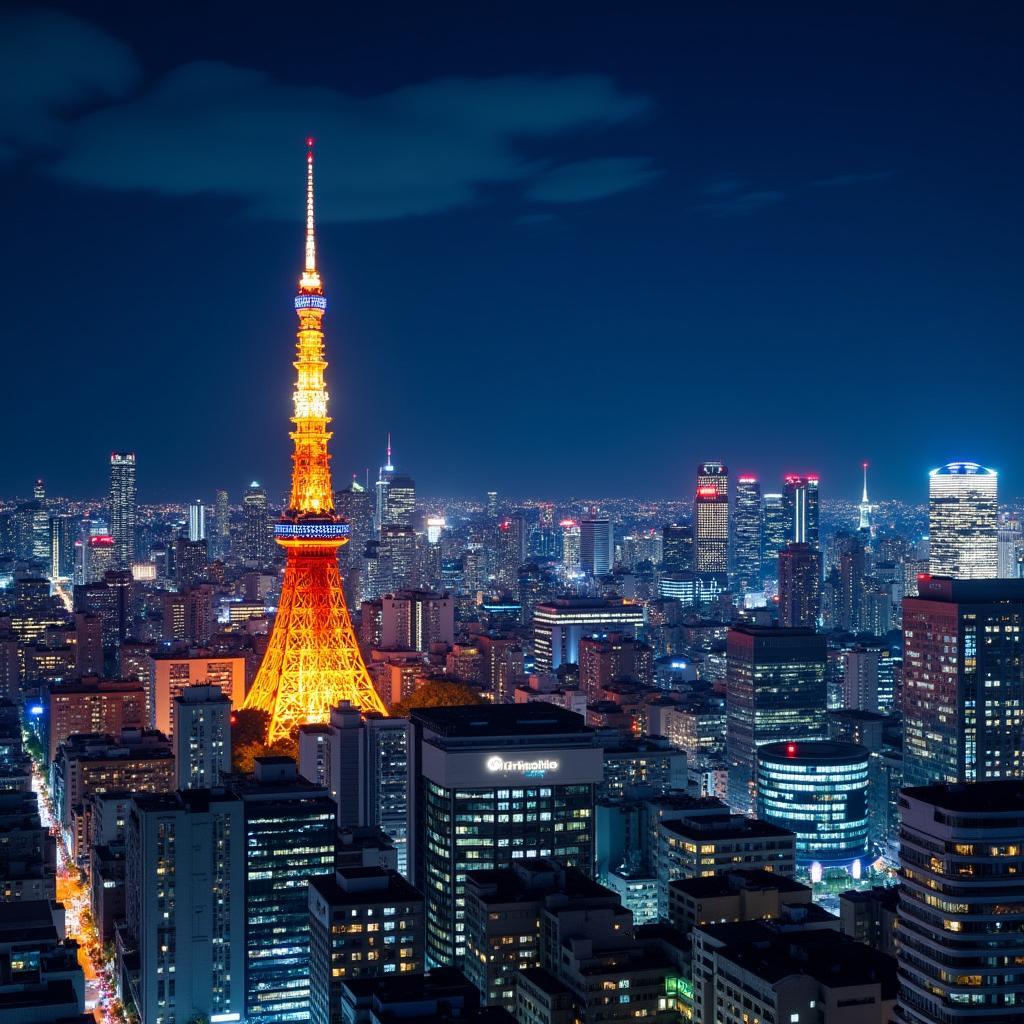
[0,8,139,159]
[811,170,894,188]
[696,189,787,217]
[526,157,661,204]
[0,11,660,222]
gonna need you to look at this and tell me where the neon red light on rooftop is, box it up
[786,743,797,756]
[696,486,719,497]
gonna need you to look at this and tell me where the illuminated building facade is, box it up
[896,781,1024,1024]
[580,517,614,576]
[732,475,761,593]
[902,576,1024,788]
[531,597,645,673]
[410,703,602,967]
[760,492,788,581]
[694,461,729,573]
[778,541,822,627]
[242,142,387,741]
[755,740,870,868]
[782,474,819,548]
[725,625,827,813]
[109,452,137,566]
[928,461,998,579]
[242,481,271,566]
[560,519,581,575]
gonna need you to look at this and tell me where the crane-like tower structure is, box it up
[243,140,386,741]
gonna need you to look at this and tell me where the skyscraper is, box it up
[760,492,788,581]
[374,433,396,534]
[241,142,387,741]
[661,522,692,573]
[124,790,246,1024]
[733,475,761,593]
[858,461,875,535]
[233,758,336,1024]
[386,471,416,530]
[173,684,231,790]
[928,461,998,579]
[411,704,602,967]
[109,452,137,566]
[896,781,1024,1024]
[694,461,729,574]
[835,531,867,632]
[30,478,50,563]
[725,624,827,812]
[49,513,78,580]
[777,542,821,628]
[213,487,231,560]
[782,474,819,548]
[187,498,206,542]
[580,517,614,576]
[242,481,271,566]
[902,576,1024,787]
[561,519,581,576]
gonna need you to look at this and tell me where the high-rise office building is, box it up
[560,519,581,575]
[777,542,821,628]
[494,516,526,589]
[49,513,78,580]
[187,498,206,542]
[212,487,230,560]
[997,514,1023,579]
[928,461,998,579]
[150,651,245,738]
[725,625,827,812]
[760,492,788,580]
[46,678,146,761]
[532,597,645,674]
[378,524,417,592]
[782,474,819,548]
[172,684,231,790]
[694,461,729,574]
[380,590,454,652]
[902,576,1024,787]
[386,474,416,530]
[410,703,603,967]
[309,867,425,1024]
[374,434,396,534]
[242,481,271,566]
[733,475,761,593]
[896,781,1024,1024]
[336,481,374,568]
[835,531,867,631]
[110,452,137,566]
[298,702,412,877]
[661,522,693,573]
[233,758,337,1024]
[174,536,208,588]
[580,517,614,576]
[123,789,245,1024]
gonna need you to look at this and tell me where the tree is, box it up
[390,680,485,718]
[230,708,298,773]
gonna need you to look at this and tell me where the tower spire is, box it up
[386,432,393,471]
[300,137,321,293]
[859,461,874,533]
[862,461,869,504]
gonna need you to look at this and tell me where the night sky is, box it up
[2,5,1022,504]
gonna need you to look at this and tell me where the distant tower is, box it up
[733,476,761,593]
[858,462,874,534]
[109,453,137,565]
[928,461,998,579]
[783,474,820,548]
[242,141,387,741]
[694,461,729,574]
[242,481,270,566]
[374,434,395,534]
[188,499,206,542]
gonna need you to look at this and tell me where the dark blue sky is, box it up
[1,4,1022,503]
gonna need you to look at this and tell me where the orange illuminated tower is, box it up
[243,139,387,741]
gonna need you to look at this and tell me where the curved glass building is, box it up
[755,740,869,868]
[928,461,998,579]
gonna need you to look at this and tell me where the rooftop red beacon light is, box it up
[786,743,797,757]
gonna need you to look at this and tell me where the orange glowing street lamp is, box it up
[242,140,386,741]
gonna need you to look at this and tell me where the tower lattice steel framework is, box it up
[243,140,387,741]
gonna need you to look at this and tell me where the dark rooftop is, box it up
[902,780,1024,813]
[669,869,811,900]
[412,701,590,737]
[758,740,869,764]
[699,922,897,995]
[662,815,795,843]
[466,861,613,905]
[311,868,422,906]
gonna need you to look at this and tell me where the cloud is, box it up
[696,189,787,217]
[811,171,894,188]
[0,8,139,159]
[702,178,748,197]
[46,60,655,221]
[526,157,661,204]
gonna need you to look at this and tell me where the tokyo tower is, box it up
[243,139,387,741]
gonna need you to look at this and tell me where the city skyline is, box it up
[2,6,1023,500]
